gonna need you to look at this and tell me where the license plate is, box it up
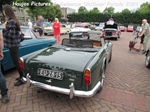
[37,68,63,80]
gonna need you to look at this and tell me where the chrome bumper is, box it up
[26,74,102,99]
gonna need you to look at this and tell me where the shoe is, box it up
[14,80,26,86]
[1,95,9,104]
[16,77,21,81]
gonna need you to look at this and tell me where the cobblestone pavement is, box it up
[0,32,150,112]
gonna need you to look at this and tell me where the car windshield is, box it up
[128,26,133,28]
[21,28,36,39]
[120,26,124,28]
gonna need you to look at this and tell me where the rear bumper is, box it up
[104,36,118,39]
[26,74,102,99]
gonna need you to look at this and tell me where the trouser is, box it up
[9,47,24,78]
[0,65,8,96]
[38,29,43,36]
[143,35,150,51]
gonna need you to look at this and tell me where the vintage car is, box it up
[119,26,126,32]
[69,23,91,38]
[101,20,120,40]
[145,48,150,68]
[95,22,105,31]
[1,26,56,72]
[20,36,113,99]
[60,24,71,34]
[126,25,134,32]
[44,24,71,35]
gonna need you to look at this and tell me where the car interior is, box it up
[61,38,102,48]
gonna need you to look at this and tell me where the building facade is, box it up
[61,7,75,19]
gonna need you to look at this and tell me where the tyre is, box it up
[108,50,112,63]
[97,65,105,93]
[145,51,150,68]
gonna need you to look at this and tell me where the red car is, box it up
[119,26,125,32]
[127,25,133,32]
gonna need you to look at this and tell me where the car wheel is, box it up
[97,65,105,93]
[44,33,47,35]
[145,52,150,68]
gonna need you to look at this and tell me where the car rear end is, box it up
[103,28,118,40]
[21,47,101,98]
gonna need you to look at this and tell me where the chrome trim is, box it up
[27,74,101,99]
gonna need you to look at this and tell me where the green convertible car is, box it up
[20,36,113,99]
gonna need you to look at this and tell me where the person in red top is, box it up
[53,18,60,44]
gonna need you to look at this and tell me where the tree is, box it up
[0,0,15,19]
[136,2,150,14]
[15,0,62,21]
[78,6,88,13]
[103,7,115,15]
[89,7,99,13]
[121,9,131,14]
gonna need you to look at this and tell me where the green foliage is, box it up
[0,0,62,21]
[68,2,150,24]
[89,7,100,14]
[103,7,115,14]
[78,6,88,13]
[136,2,150,14]
[0,0,14,16]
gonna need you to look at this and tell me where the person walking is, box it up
[27,19,33,29]
[0,29,10,104]
[53,18,60,44]
[138,24,145,52]
[36,16,44,37]
[2,4,26,86]
[139,19,150,54]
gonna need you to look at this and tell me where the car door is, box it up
[101,38,111,63]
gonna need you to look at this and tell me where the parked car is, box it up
[101,20,120,40]
[145,48,150,68]
[95,22,105,31]
[69,23,91,38]
[60,24,71,34]
[21,36,113,99]
[1,26,56,72]
[33,22,53,33]
[127,25,134,32]
[119,26,125,32]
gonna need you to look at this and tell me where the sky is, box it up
[52,0,149,12]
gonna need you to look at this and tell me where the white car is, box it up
[95,22,105,31]
[69,23,91,38]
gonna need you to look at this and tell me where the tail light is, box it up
[84,68,91,85]
[19,58,24,71]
